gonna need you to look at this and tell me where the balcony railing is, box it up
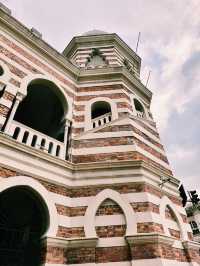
[192,228,200,235]
[136,110,145,118]
[92,112,112,129]
[7,120,65,159]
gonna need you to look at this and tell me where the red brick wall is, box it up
[42,243,200,264]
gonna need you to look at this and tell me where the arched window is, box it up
[14,79,66,142]
[91,101,111,119]
[133,98,145,118]
[91,101,112,128]
[85,97,118,131]
[190,221,199,235]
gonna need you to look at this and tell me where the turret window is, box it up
[91,101,112,128]
[133,98,145,118]
[190,221,200,235]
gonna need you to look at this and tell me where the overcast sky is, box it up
[1,0,200,190]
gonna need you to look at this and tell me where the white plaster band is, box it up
[0,97,12,108]
[0,115,6,125]
[43,259,197,266]
[58,212,191,233]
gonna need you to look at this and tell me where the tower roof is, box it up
[82,29,108,36]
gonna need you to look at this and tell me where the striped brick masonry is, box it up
[0,6,199,266]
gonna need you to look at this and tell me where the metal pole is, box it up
[135,32,141,53]
[146,70,151,87]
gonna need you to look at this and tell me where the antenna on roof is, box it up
[146,70,151,87]
[135,32,141,53]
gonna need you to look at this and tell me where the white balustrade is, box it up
[136,111,144,118]
[92,112,112,129]
[8,120,65,159]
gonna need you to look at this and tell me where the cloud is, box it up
[1,0,200,190]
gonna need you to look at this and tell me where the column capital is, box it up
[64,118,71,127]
[16,92,25,102]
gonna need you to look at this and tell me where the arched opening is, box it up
[0,186,49,266]
[94,198,131,263]
[91,101,111,119]
[160,196,188,241]
[134,98,145,112]
[95,198,126,237]
[133,98,145,118]
[0,65,4,76]
[91,101,112,128]
[165,205,181,239]
[14,79,67,141]
[189,221,199,235]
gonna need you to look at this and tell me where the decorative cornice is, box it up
[0,132,179,186]
[63,33,141,67]
[125,233,175,246]
[78,66,152,101]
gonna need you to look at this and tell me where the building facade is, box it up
[187,205,200,243]
[0,3,200,266]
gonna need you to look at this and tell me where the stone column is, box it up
[63,118,71,159]
[4,92,24,134]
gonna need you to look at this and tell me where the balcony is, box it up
[7,120,65,159]
[136,110,145,118]
[92,112,112,129]
[192,228,200,235]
